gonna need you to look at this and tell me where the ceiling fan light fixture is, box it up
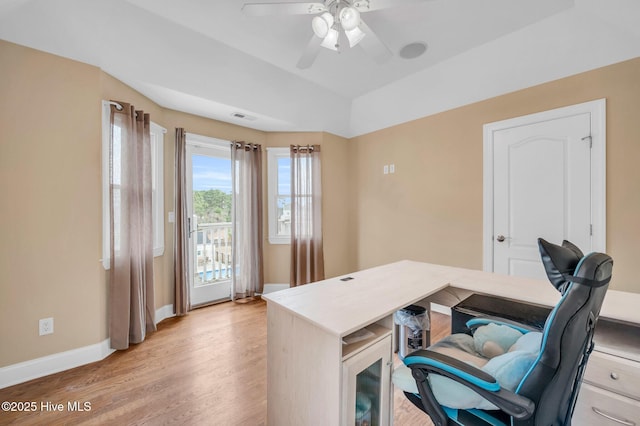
[345,26,365,48]
[339,6,360,31]
[312,12,333,38]
[320,28,339,51]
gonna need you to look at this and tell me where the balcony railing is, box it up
[194,221,232,285]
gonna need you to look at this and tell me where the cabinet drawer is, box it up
[584,351,640,400]
[574,383,640,425]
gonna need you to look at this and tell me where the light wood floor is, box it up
[0,298,449,425]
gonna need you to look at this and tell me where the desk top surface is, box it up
[263,260,640,337]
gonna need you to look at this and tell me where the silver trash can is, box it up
[395,304,430,359]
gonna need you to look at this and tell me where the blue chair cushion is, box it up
[393,326,542,410]
[473,322,524,358]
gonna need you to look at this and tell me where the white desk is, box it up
[263,260,640,426]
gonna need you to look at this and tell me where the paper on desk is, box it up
[342,328,375,345]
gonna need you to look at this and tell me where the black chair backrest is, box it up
[514,239,613,425]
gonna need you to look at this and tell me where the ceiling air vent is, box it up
[231,112,257,121]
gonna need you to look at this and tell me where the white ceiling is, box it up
[1,0,639,137]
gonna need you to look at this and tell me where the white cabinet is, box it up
[573,319,640,425]
[574,351,640,425]
[266,305,393,426]
[574,383,640,425]
[583,351,640,400]
[342,335,393,426]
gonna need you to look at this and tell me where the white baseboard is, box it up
[0,339,114,389]
[262,283,289,294]
[0,304,176,389]
[430,303,452,316]
[155,304,175,324]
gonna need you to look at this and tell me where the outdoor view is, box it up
[192,154,233,286]
[277,156,292,237]
[191,152,291,288]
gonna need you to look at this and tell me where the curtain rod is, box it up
[290,144,319,153]
[233,141,261,150]
[108,101,123,111]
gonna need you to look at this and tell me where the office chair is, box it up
[394,238,613,425]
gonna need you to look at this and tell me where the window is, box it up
[101,101,165,269]
[267,147,291,244]
[149,122,165,257]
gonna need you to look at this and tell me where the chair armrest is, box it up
[404,349,535,420]
[404,349,500,391]
[466,316,541,334]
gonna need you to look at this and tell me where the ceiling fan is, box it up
[242,0,427,69]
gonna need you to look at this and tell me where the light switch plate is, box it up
[39,318,54,336]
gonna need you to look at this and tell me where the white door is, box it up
[484,100,606,279]
[186,135,233,306]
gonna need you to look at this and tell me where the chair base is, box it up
[404,391,512,426]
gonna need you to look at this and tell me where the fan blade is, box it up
[353,0,431,13]
[242,2,326,16]
[297,35,323,69]
[357,19,392,64]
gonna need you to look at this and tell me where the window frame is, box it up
[267,147,291,245]
[101,101,165,269]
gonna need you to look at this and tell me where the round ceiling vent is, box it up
[399,42,428,59]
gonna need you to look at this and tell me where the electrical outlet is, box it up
[383,165,389,174]
[39,318,54,336]
[390,164,395,173]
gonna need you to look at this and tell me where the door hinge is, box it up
[582,135,593,148]
[590,224,593,236]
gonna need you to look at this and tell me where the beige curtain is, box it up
[108,102,156,350]
[231,142,264,299]
[173,128,189,315]
[290,145,324,286]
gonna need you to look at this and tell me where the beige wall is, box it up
[1,38,638,370]
[349,56,640,293]
[320,132,353,279]
[1,41,107,366]
[0,40,352,368]
[264,132,352,284]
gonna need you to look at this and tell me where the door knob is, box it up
[496,235,506,242]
